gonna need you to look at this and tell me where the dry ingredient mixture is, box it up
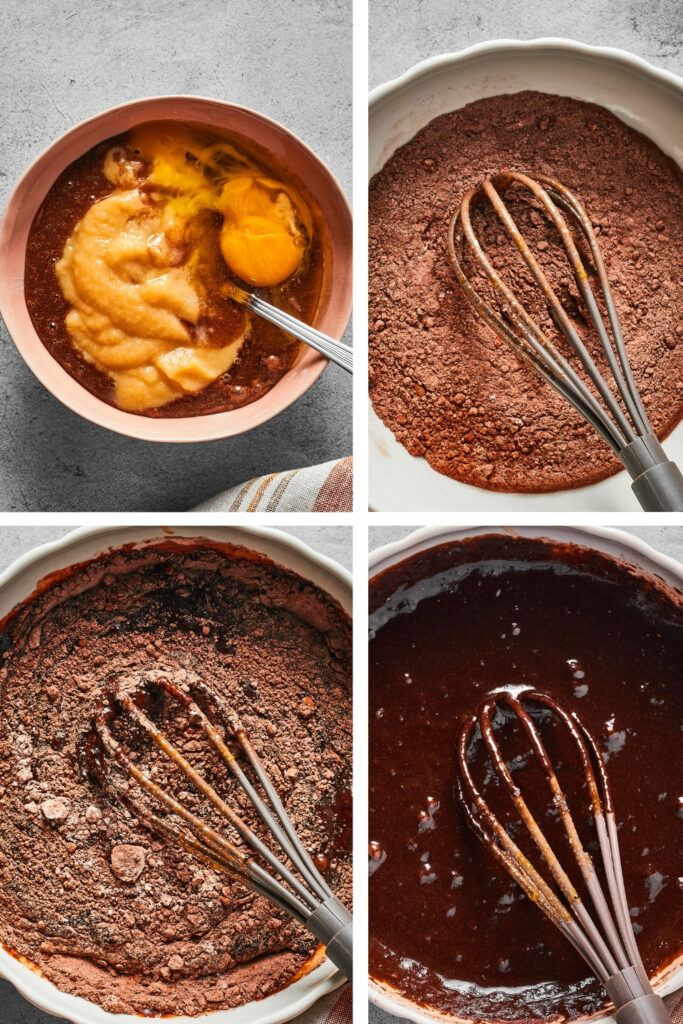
[0,539,351,1017]
[369,535,683,1022]
[369,92,683,492]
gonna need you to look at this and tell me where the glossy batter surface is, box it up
[369,536,682,1022]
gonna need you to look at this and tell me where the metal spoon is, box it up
[228,283,353,374]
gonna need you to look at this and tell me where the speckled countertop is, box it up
[369,0,681,89]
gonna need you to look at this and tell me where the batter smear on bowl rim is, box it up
[0,538,351,1017]
[368,92,683,493]
[369,534,682,1022]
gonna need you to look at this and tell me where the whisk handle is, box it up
[614,994,671,1024]
[307,895,353,980]
[325,919,353,981]
[621,434,683,511]
[630,460,683,512]
[607,968,671,1024]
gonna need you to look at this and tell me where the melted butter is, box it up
[55,122,313,412]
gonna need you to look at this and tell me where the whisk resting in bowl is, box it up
[86,674,353,979]
[456,689,670,1024]
[448,171,683,511]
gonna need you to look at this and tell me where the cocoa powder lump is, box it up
[369,91,683,493]
[0,539,351,1017]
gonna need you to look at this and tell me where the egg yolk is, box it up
[218,176,307,287]
[122,125,311,288]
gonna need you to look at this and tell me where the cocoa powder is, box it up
[369,91,683,493]
[0,539,351,1017]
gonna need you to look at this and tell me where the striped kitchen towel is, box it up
[193,456,352,512]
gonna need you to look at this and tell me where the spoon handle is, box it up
[231,286,353,374]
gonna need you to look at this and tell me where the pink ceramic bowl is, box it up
[0,96,352,442]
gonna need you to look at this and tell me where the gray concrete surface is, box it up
[0,523,350,1023]
[0,0,351,512]
[369,521,683,1024]
[369,0,682,89]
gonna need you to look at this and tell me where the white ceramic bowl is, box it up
[368,525,683,1024]
[0,525,351,1024]
[368,39,683,511]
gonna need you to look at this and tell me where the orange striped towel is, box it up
[193,457,352,512]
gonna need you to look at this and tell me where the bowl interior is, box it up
[368,42,683,511]
[0,525,351,1023]
[367,524,683,1024]
[0,97,352,442]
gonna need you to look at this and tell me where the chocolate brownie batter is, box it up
[369,92,683,492]
[369,535,682,1021]
[0,538,351,1017]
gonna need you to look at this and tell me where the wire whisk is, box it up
[86,673,353,979]
[448,171,683,510]
[456,689,670,1024]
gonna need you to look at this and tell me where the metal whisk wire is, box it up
[87,675,352,979]
[456,690,670,1024]
[448,171,683,511]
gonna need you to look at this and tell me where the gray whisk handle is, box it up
[614,994,671,1024]
[325,920,353,981]
[306,896,353,980]
[606,967,671,1024]
[621,434,683,510]
[630,461,683,512]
